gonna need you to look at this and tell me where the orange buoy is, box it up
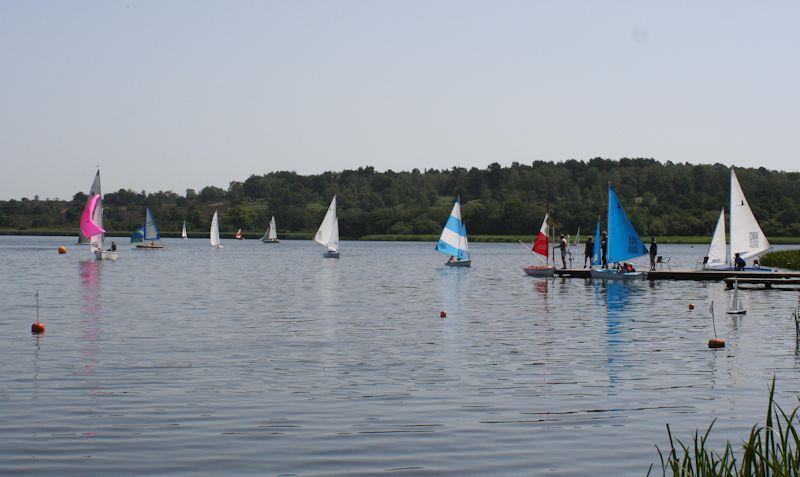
[688,304,695,310]
[31,321,45,334]
[58,246,68,254]
[440,311,447,318]
[708,338,725,348]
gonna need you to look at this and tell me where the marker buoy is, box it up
[708,338,725,348]
[688,303,695,310]
[31,322,45,334]
[440,311,447,318]
[58,246,68,254]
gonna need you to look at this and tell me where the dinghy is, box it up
[436,197,471,267]
[78,170,102,244]
[135,208,165,249]
[181,221,188,240]
[210,210,223,249]
[523,213,554,276]
[80,194,116,260]
[590,184,647,280]
[261,216,279,243]
[235,228,245,240]
[315,196,340,258]
[726,278,747,315]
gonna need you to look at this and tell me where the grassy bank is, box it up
[648,378,800,476]
[760,249,800,270]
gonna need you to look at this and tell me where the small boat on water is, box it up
[315,196,339,258]
[524,213,554,276]
[181,221,188,240]
[210,210,223,249]
[135,208,165,249]
[261,216,279,243]
[727,278,747,315]
[78,170,102,245]
[590,184,647,280]
[235,228,245,240]
[80,193,117,260]
[436,197,471,267]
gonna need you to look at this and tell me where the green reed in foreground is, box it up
[648,377,800,476]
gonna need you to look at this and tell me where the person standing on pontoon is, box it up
[649,237,658,271]
[584,236,594,268]
[601,231,608,268]
[557,234,568,269]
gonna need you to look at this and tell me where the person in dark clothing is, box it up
[108,241,117,252]
[558,234,568,269]
[734,252,746,271]
[649,237,658,271]
[601,231,608,268]
[584,236,594,268]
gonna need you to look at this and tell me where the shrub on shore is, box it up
[760,249,800,270]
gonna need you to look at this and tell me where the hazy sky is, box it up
[1,1,798,199]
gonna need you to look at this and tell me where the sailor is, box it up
[649,237,658,271]
[601,231,608,268]
[584,236,594,268]
[108,241,117,252]
[734,252,746,271]
[558,234,568,269]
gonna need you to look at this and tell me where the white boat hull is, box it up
[523,266,555,277]
[94,250,118,261]
[727,309,747,315]
[445,259,471,267]
[590,269,644,280]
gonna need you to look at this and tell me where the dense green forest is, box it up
[2,159,800,239]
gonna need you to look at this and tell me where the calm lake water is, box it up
[2,236,800,476]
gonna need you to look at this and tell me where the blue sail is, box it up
[436,198,468,260]
[460,222,470,260]
[592,217,602,266]
[144,207,160,241]
[607,185,648,263]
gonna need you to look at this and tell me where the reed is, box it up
[648,377,800,476]
[760,249,800,270]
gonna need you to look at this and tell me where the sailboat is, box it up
[210,210,223,249]
[80,194,116,260]
[261,216,279,243]
[704,168,771,271]
[235,228,245,240]
[436,197,471,267]
[315,196,340,258]
[590,184,648,279]
[181,221,188,240]
[523,213,554,276]
[135,208,165,249]
[592,216,602,267]
[78,170,102,244]
[726,278,747,315]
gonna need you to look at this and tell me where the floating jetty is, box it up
[546,269,800,282]
[724,277,800,290]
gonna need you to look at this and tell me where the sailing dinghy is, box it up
[726,278,747,315]
[210,210,223,249]
[590,184,648,280]
[235,228,245,240]
[436,197,471,267]
[523,213,554,276]
[135,208,165,249]
[80,194,116,260]
[181,221,188,240]
[78,170,102,244]
[261,216,279,243]
[315,196,340,258]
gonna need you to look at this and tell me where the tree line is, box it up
[2,158,799,238]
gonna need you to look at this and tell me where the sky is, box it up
[1,1,799,199]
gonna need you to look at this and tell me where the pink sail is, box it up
[80,194,105,239]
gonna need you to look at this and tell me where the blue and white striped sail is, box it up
[144,208,160,240]
[436,198,469,260]
[592,216,602,266]
[607,185,648,263]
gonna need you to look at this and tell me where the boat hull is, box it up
[523,266,555,277]
[726,309,747,315]
[94,250,118,261]
[445,259,471,267]
[323,250,340,258]
[590,269,644,280]
[136,243,165,249]
[261,239,279,244]
[704,266,773,272]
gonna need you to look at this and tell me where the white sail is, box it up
[706,209,727,268]
[729,169,769,261]
[728,279,746,314]
[314,196,338,250]
[80,170,102,244]
[210,211,221,247]
[181,221,187,239]
[268,216,277,240]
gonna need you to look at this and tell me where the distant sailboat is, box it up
[315,196,340,258]
[130,226,145,243]
[181,221,188,240]
[592,216,602,267]
[210,210,223,249]
[726,278,747,315]
[590,184,648,279]
[523,213,554,276]
[136,208,165,249]
[261,216,279,243]
[235,228,245,240]
[705,208,727,269]
[80,194,116,260]
[78,170,102,244]
[436,197,471,267]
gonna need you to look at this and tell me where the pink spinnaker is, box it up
[80,194,105,239]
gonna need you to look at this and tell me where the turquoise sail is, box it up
[606,185,648,263]
[592,217,602,266]
[436,198,469,260]
[144,208,160,241]
[130,226,145,243]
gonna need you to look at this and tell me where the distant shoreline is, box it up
[2,229,799,245]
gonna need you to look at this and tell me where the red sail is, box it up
[532,214,549,257]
